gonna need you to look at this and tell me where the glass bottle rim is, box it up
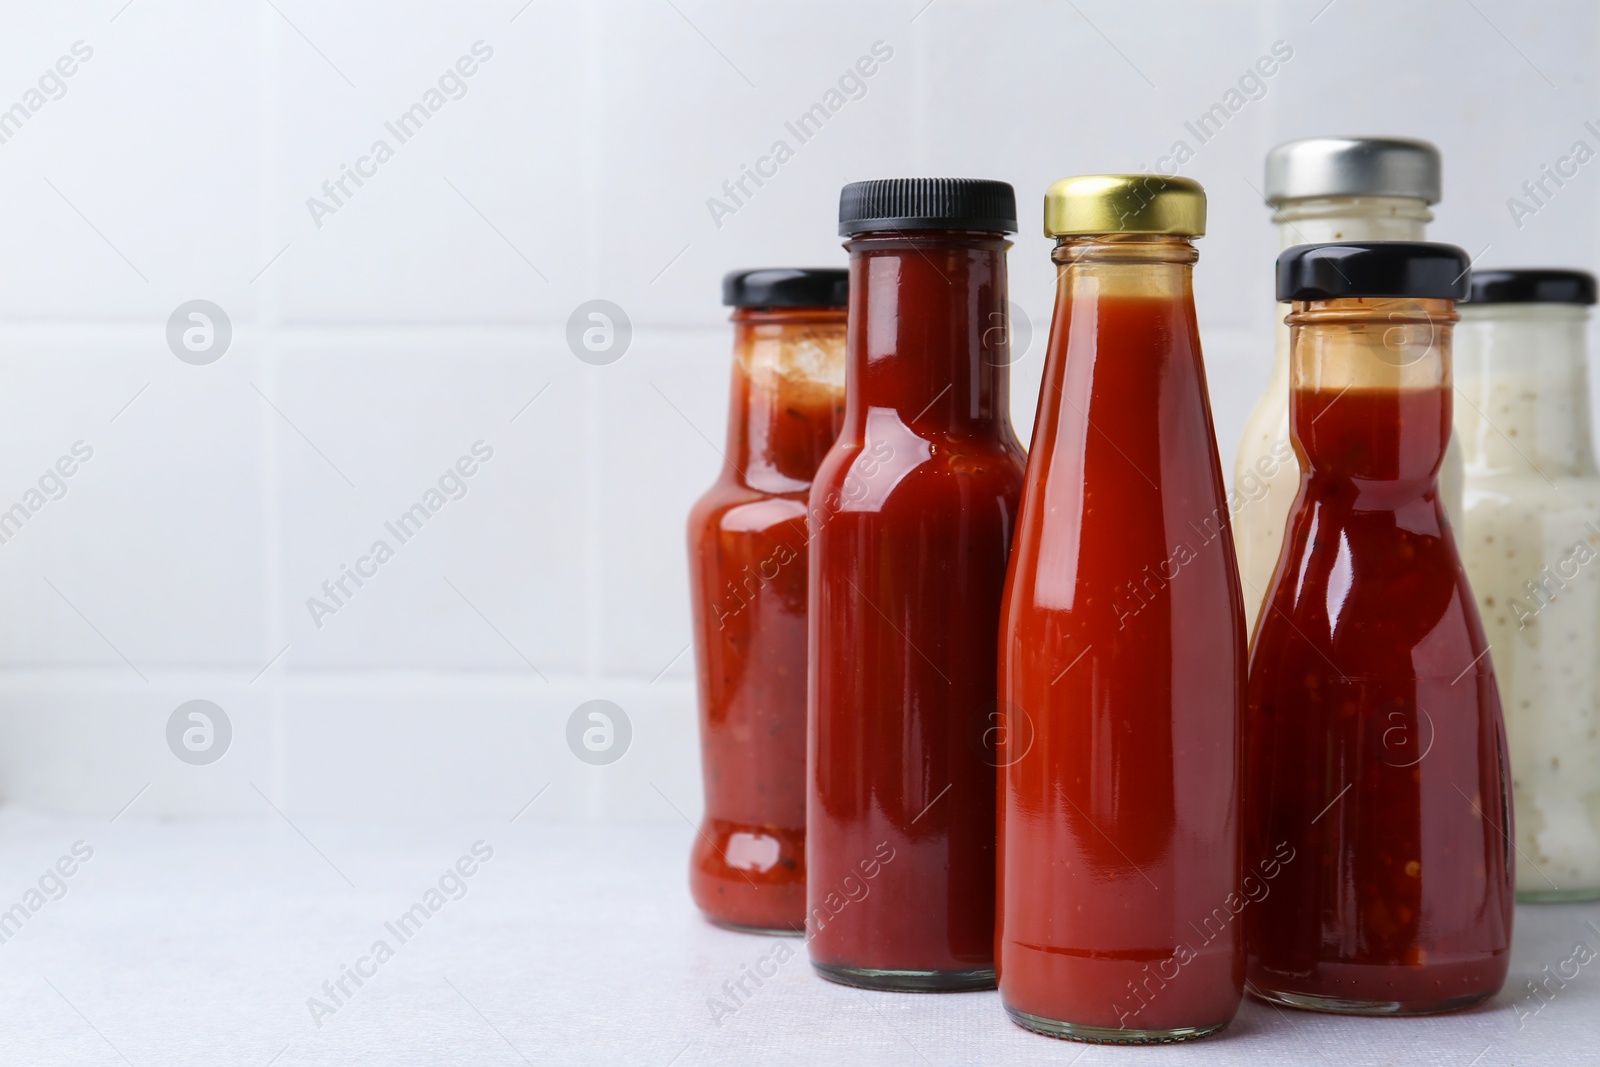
[1051,232,1197,266]
[730,305,848,325]
[1286,296,1457,327]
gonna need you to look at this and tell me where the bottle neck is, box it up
[1031,235,1201,492]
[1052,232,1197,297]
[1272,196,1432,250]
[1287,297,1456,490]
[1454,304,1598,474]
[725,308,846,493]
[843,231,1013,435]
[1043,234,1200,397]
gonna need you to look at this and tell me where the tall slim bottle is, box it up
[808,178,1027,991]
[1246,243,1512,1013]
[999,175,1245,1043]
[1235,137,1464,637]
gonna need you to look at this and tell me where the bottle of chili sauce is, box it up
[1246,242,1513,1013]
[807,179,1026,991]
[997,175,1246,1042]
[688,268,848,934]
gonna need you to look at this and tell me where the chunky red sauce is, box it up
[807,231,1026,988]
[999,273,1246,1037]
[1246,380,1513,1011]
[689,307,845,933]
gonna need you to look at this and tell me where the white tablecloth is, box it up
[0,810,1593,1065]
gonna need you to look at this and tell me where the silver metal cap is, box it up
[1264,137,1441,206]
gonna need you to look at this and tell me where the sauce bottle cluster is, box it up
[680,143,1599,1042]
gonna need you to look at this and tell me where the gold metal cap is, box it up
[1043,174,1206,238]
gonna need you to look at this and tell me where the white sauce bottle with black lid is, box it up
[1456,268,1600,902]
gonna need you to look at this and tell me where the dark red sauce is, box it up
[807,230,1026,989]
[1246,368,1513,1012]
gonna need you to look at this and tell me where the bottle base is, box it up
[811,961,995,993]
[1247,982,1495,1017]
[689,818,806,936]
[708,917,804,937]
[1517,886,1600,904]
[1005,1005,1228,1044]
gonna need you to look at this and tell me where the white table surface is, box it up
[0,809,1594,1066]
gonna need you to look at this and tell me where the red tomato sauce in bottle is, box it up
[689,270,848,934]
[998,176,1246,1043]
[1245,243,1513,1014]
[807,179,1026,990]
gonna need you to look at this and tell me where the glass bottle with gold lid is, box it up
[998,175,1246,1043]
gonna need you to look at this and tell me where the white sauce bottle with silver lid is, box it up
[1456,268,1600,902]
[1234,136,1465,638]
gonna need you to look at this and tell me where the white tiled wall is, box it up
[0,0,1596,821]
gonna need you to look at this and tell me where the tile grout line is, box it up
[258,0,290,806]
[579,0,607,822]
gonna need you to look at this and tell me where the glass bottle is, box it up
[1246,242,1513,1014]
[998,175,1245,1043]
[688,268,848,934]
[1455,269,1600,902]
[808,178,1027,991]
[1235,137,1465,639]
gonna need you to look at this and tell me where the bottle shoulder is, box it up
[690,478,810,534]
[812,428,1025,519]
[1258,494,1486,647]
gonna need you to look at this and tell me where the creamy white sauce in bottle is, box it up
[1235,138,1465,639]
[1456,269,1600,901]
